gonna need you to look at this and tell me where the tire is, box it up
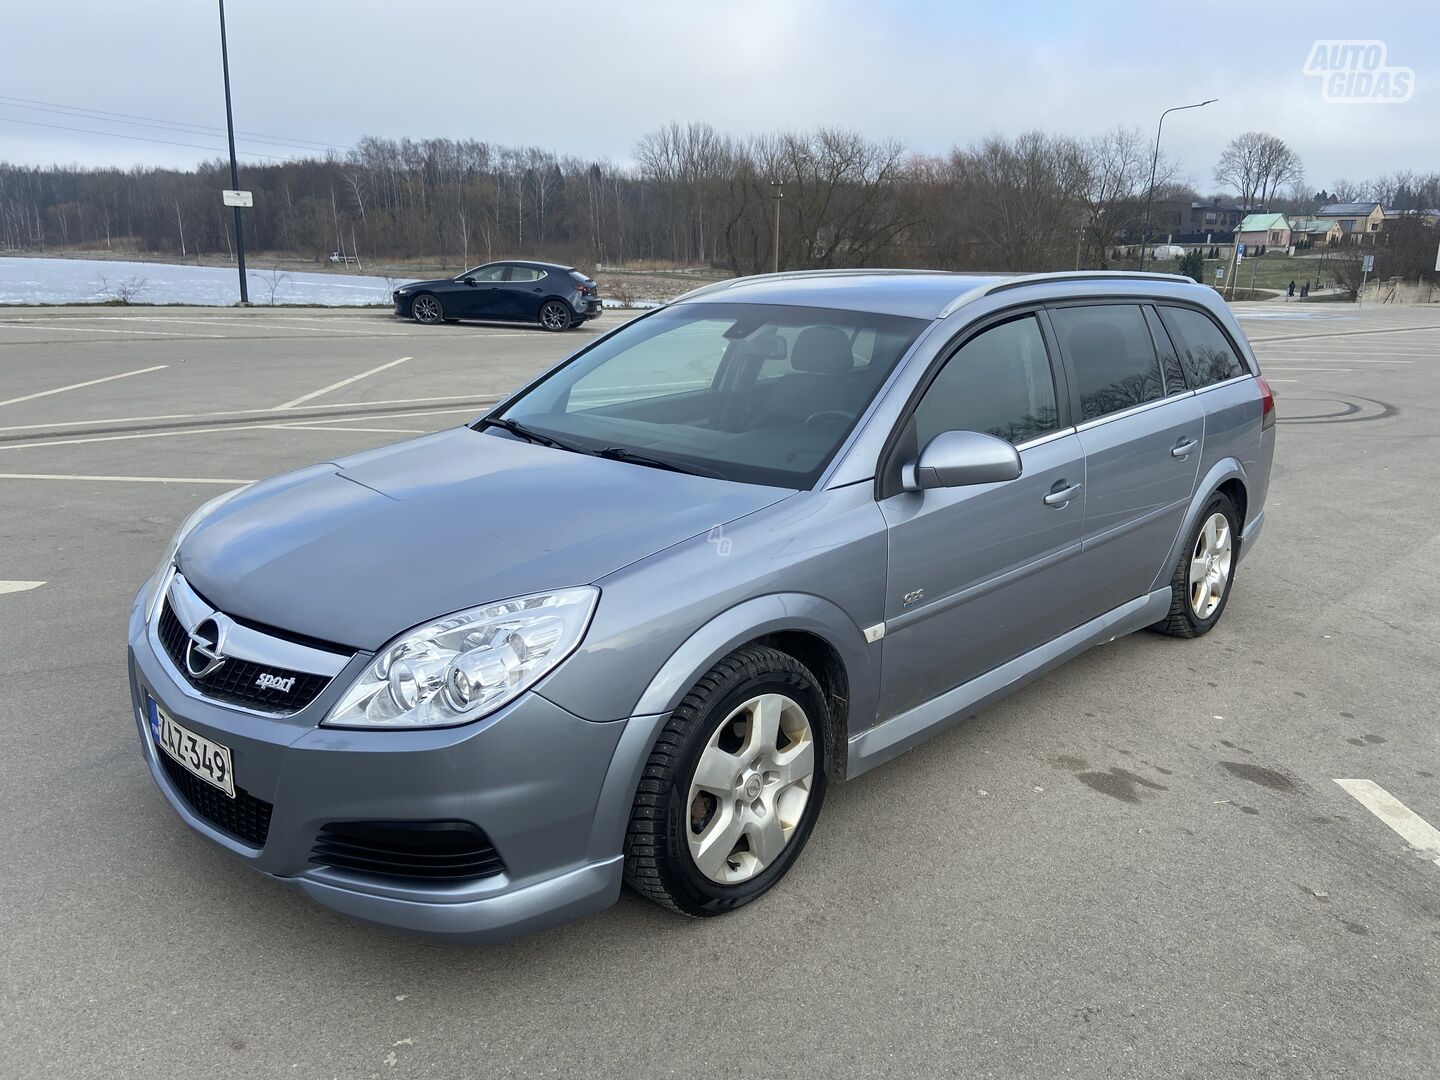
[1151,492,1240,638]
[410,293,444,324]
[538,299,572,332]
[623,644,829,917]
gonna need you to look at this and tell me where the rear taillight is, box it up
[1256,375,1276,430]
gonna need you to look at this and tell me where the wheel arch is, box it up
[1150,458,1249,593]
[584,594,874,864]
[538,295,576,319]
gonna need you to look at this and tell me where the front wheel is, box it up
[410,293,444,325]
[538,300,572,332]
[1151,493,1239,638]
[623,645,828,916]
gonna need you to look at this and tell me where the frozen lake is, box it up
[0,256,416,306]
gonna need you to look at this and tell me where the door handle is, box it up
[1171,437,1199,459]
[1043,481,1082,507]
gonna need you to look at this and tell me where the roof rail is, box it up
[937,271,1197,318]
[674,267,975,304]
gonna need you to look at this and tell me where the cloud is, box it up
[2,0,1435,189]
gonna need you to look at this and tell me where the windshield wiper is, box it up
[476,417,592,455]
[598,446,724,479]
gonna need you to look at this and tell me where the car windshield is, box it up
[488,302,927,488]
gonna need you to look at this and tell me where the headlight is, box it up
[323,587,598,729]
[142,486,249,624]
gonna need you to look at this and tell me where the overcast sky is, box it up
[3,0,1436,194]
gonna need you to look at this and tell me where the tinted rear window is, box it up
[1050,304,1164,421]
[1159,307,1248,388]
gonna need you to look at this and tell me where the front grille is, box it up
[157,600,332,714]
[311,821,507,883]
[158,752,273,848]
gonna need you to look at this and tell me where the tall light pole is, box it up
[770,181,783,274]
[1137,98,1216,270]
[217,0,249,304]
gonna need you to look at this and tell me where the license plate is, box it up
[149,699,235,798]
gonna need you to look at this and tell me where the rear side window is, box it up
[912,315,1059,447]
[1050,304,1164,421]
[1159,306,1248,387]
[507,266,545,282]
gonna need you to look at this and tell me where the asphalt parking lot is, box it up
[2,302,1438,1079]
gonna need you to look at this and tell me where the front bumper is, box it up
[392,293,412,317]
[127,589,640,941]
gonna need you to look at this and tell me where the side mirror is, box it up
[901,430,1022,492]
[461,277,477,286]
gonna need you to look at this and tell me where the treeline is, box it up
[1,124,1435,277]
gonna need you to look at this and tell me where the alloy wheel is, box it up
[686,693,815,884]
[1188,511,1233,619]
[540,302,569,331]
[412,295,442,323]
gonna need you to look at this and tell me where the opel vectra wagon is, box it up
[128,269,1275,940]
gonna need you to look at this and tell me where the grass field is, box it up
[1145,252,1360,297]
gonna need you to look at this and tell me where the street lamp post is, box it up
[1137,98,1216,270]
[217,0,249,305]
[770,181,783,274]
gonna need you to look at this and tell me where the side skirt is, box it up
[847,588,1173,777]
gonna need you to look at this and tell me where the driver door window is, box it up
[912,315,1059,448]
[465,265,508,282]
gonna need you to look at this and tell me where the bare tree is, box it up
[1079,126,1175,267]
[256,266,290,305]
[1215,132,1304,212]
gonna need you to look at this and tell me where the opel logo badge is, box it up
[185,617,228,678]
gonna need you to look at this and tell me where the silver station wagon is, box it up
[127,270,1275,940]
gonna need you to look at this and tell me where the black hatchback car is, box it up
[393,260,601,331]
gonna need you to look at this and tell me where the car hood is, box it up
[178,427,792,650]
[398,278,455,292]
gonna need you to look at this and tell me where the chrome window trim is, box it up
[147,568,353,718]
[1014,426,1076,452]
[1073,393,1176,433]
[1193,373,1255,395]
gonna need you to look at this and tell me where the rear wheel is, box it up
[411,293,444,325]
[538,300,572,332]
[623,645,828,916]
[1151,493,1239,638]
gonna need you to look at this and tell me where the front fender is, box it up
[1149,456,1248,593]
[580,593,880,865]
[632,592,878,722]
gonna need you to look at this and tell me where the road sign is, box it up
[1362,254,1375,273]
[1236,242,1246,256]
[222,189,253,208]
[1215,266,1225,281]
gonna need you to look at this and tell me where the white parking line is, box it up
[0,406,477,452]
[1335,779,1440,867]
[273,356,413,410]
[0,472,250,485]
[1249,361,1416,371]
[0,580,45,595]
[266,424,428,435]
[116,316,408,337]
[0,393,495,435]
[0,365,167,409]
[0,321,219,338]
